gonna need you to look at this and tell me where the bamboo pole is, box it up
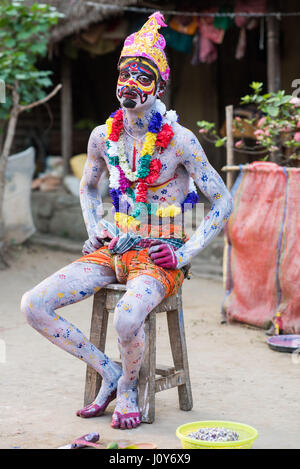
[222,164,299,173]
[266,16,281,93]
[225,105,234,190]
[222,165,242,172]
[266,14,281,163]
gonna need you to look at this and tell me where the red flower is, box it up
[155,123,174,149]
[109,109,123,141]
[144,159,162,184]
[136,180,148,203]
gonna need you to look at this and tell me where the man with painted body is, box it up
[21,13,233,430]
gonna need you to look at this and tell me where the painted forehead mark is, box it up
[120,58,158,80]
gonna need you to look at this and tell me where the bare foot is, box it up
[111,378,141,430]
[77,362,122,418]
[76,388,117,418]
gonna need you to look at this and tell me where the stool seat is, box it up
[84,283,193,423]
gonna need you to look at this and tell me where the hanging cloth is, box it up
[234,0,267,29]
[235,27,247,59]
[213,5,234,31]
[169,15,198,35]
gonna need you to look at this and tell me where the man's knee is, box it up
[21,290,40,328]
[113,304,142,343]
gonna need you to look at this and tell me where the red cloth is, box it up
[223,162,300,333]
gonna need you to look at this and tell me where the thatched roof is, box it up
[23,0,240,43]
[24,0,140,42]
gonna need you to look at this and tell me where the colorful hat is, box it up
[119,11,170,82]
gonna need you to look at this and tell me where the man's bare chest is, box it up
[122,134,182,183]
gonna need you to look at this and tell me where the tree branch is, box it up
[18,83,62,114]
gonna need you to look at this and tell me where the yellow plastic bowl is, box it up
[176,420,258,449]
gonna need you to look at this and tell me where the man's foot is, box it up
[76,388,117,418]
[76,362,122,418]
[111,378,141,430]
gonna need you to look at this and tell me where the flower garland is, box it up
[105,102,199,230]
[106,106,175,223]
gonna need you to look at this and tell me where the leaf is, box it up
[262,105,279,117]
[241,95,252,104]
[250,81,263,92]
[215,137,227,147]
[15,73,28,80]
[5,38,16,48]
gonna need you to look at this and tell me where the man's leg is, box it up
[111,274,166,429]
[21,261,122,417]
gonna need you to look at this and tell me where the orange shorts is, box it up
[75,246,184,297]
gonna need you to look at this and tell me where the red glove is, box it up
[108,237,119,251]
[148,240,178,269]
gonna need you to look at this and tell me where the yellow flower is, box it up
[106,117,113,137]
[155,205,182,217]
[115,213,140,230]
[141,132,157,156]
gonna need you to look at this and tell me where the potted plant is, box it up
[0,0,63,264]
[197,81,300,166]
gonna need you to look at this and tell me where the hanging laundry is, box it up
[234,0,267,59]
[194,7,225,64]
[169,15,198,35]
[213,5,234,31]
[198,11,225,45]
[234,0,267,29]
[235,27,247,59]
[162,25,194,54]
[191,30,201,65]
[199,34,218,63]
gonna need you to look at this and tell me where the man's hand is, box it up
[148,240,178,269]
[82,230,113,255]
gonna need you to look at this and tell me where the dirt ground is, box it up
[0,244,299,450]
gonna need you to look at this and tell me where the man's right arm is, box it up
[80,125,110,253]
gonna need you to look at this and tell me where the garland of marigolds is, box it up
[106,107,177,228]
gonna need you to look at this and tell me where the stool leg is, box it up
[138,311,156,423]
[84,289,109,406]
[167,294,193,411]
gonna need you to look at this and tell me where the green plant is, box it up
[0,0,63,259]
[197,81,300,165]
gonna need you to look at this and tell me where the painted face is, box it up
[116,58,159,110]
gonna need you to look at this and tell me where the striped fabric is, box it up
[100,219,184,254]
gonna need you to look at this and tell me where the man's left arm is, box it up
[175,128,233,269]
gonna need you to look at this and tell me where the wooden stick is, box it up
[225,105,234,190]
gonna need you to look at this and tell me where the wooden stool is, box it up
[84,283,193,423]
